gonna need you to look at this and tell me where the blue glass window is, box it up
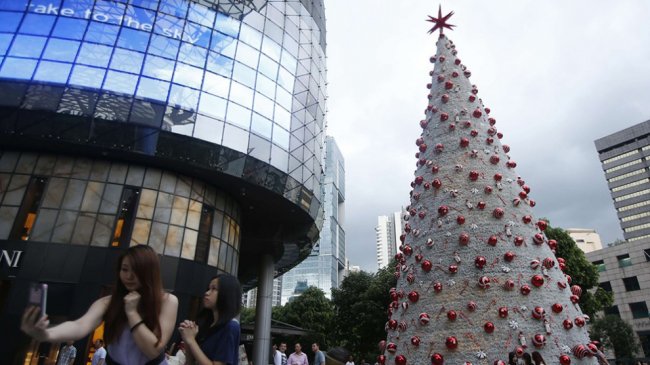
[239,24,262,48]
[148,33,179,59]
[110,48,144,73]
[0,34,12,55]
[52,17,88,40]
[178,42,206,67]
[173,62,203,89]
[0,0,28,11]
[261,38,281,61]
[187,3,214,27]
[256,74,275,99]
[69,65,105,88]
[78,42,113,67]
[183,22,210,48]
[124,5,156,32]
[159,0,188,18]
[154,12,184,37]
[117,27,150,52]
[130,0,159,10]
[0,11,22,32]
[91,2,126,25]
[33,60,71,83]
[0,57,36,79]
[60,0,95,19]
[198,92,226,119]
[202,71,230,97]
[229,81,253,109]
[9,35,46,58]
[210,32,236,58]
[18,13,55,35]
[103,70,138,94]
[142,54,175,81]
[137,76,169,100]
[43,38,80,62]
[206,52,233,77]
[226,102,251,129]
[169,84,199,110]
[232,62,255,88]
[29,0,62,8]
[215,12,239,37]
[85,21,119,45]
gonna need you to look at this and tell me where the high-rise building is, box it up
[244,276,282,308]
[375,211,402,269]
[0,0,327,362]
[595,120,650,242]
[566,228,603,253]
[280,136,345,304]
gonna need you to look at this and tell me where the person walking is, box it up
[287,343,308,365]
[178,274,242,365]
[56,340,77,365]
[311,343,325,365]
[21,245,179,365]
[274,343,287,365]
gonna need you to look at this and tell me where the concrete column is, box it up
[253,254,274,365]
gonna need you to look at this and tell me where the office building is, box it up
[244,276,282,308]
[375,211,402,269]
[566,228,603,253]
[595,120,650,241]
[280,136,345,304]
[586,241,650,356]
[0,0,327,362]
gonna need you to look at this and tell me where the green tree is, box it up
[545,226,613,318]
[590,315,639,359]
[331,262,396,361]
[240,306,255,325]
[281,286,334,348]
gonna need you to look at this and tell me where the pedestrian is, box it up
[91,339,107,365]
[56,340,77,365]
[21,245,178,364]
[287,343,308,365]
[345,355,354,365]
[274,343,288,365]
[312,343,325,365]
[178,274,242,365]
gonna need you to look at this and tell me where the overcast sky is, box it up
[323,1,650,272]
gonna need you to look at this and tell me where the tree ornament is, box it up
[438,205,449,216]
[472,109,482,118]
[492,207,505,219]
[559,355,571,365]
[571,285,582,297]
[504,251,515,262]
[477,201,486,210]
[574,316,586,327]
[520,285,531,295]
[542,257,555,269]
[487,235,498,246]
[504,279,515,290]
[422,260,433,272]
[447,310,457,321]
[514,236,524,246]
[419,312,431,325]
[484,185,493,194]
[552,303,563,313]
[456,215,465,224]
[408,291,420,303]
[387,319,398,330]
[532,334,546,348]
[522,215,532,224]
[478,276,490,289]
[537,220,548,231]
[440,113,449,122]
[531,275,544,287]
[431,353,444,365]
[395,355,407,365]
[532,233,544,245]
[532,306,545,320]
[459,232,470,245]
[467,301,477,311]
[433,282,443,292]
[411,336,421,346]
[562,319,573,330]
[572,345,588,359]
[468,170,479,180]
[387,342,397,353]
[445,336,458,350]
[498,307,508,318]
[489,155,500,164]
[484,322,495,333]
[474,256,487,269]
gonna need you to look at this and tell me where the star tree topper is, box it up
[427,5,455,35]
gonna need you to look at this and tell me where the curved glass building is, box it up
[0,0,326,362]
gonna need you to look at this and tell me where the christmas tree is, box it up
[381,7,598,365]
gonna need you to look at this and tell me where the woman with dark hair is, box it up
[178,274,242,365]
[21,245,178,365]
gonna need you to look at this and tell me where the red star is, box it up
[426,5,455,35]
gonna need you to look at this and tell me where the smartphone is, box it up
[27,283,48,316]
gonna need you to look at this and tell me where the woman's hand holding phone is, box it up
[20,306,50,341]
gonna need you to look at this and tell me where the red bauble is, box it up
[498,306,508,318]
[438,205,449,216]
[548,239,558,250]
[532,334,546,348]
[460,137,470,148]
[494,173,503,181]
[484,322,495,333]
[477,201,486,210]
[490,155,500,164]
[519,191,528,199]
[441,94,450,103]
[386,342,397,353]
[432,179,442,189]
[472,109,482,118]
[401,245,413,256]
[503,145,510,153]
[570,295,580,304]
[486,137,494,145]
[574,316,586,327]
[447,310,457,321]
[487,127,497,136]
[445,81,453,90]
[537,220,548,231]
[531,274,544,287]
[377,355,386,365]
[411,336,420,346]
[468,94,476,102]
[395,355,407,365]
[467,301,477,311]
[469,170,479,180]
[433,282,443,292]
[418,143,427,153]
[456,215,465,225]
[474,256,487,269]
[387,319,398,330]
[552,303,563,313]
[514,236,524,246]
[523,185,531,193]
[487,235,498,246]
[533,233,544,245]
[431,165,439,173]
[448,265,458,273]
[571,285,583,297]
[414,253,423,263]
[445,336,458,350]
[522,215,532,224]
[470,129,478,137]
[532,306,545,320]
[419,312,430,325]
[484,185,493,194]
[421,260,432,272]
[520,285,531,295]
[504,251,515,262]
[559,355,571,365]
[459,232,470,245]
[431,353,444,365]
[478,276,490,289]
[493,207,505,219]
[408,291,419,303]
[503,279,515,290]
[563,319,573,330]
[440,113,449,122]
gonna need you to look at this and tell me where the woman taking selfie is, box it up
[179,274,242,365]
[21,245,178,365]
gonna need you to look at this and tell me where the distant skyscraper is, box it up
[243,276,283,308]
[595,120,650,241]
[566,228,603,253]
[280,136,345,304]
[376,211,402,269]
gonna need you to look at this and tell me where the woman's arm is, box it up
[129,293,179,359]
[21,296,110,342]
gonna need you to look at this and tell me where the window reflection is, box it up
[178,42,207,67]
[9,35,46,58]
[0,11,22,32]
[84,21,119,45]
[118,27,150,52]
[137,76,170,100]
[78,43,113,67]
[169,84,199,110]
[143,54,175,81]
[103,70,138,95]
[229,82,253,109]
[206,51,233,76]
[173,62,203,89]
[148,34,180,59]
[34,61,71,83]
[43,38,80,62]
[19,13,55,35]
[198,93,227,120]
[69,65,105,89]
[226,102,251,129]
[0,57,37,79]
[110,48,144,73]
